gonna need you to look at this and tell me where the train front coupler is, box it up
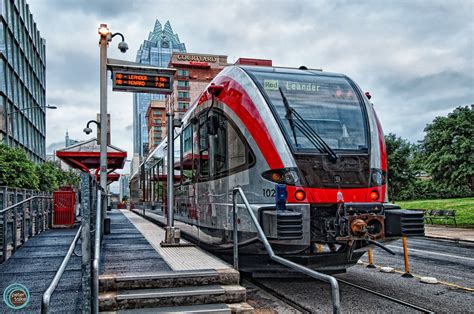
[333,202,385,242]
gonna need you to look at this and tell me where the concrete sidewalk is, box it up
[424,225,474,243]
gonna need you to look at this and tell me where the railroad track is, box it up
[337,278,434,314]
[243,277,312,313]
[245,276,434,313]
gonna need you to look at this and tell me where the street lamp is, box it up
[97,23,128,197]
[5,104,57,146]
[94,24,128,313]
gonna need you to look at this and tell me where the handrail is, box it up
[92,189,102,313]
[232,186,341,314]
[0,195,51,213]
[41,225,82,314]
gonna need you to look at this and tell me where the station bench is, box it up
[422,209,457,226]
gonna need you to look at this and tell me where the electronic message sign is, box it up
[112,72,173,94]
[108,58,175,94]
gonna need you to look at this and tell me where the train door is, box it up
[196,108,252,245]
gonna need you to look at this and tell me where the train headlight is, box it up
[262,168,300,186]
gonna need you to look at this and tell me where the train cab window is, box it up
[247,69,368,153]
[181,124,193,183]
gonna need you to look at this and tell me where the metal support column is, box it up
[163,95,180,245]
[21,190,26,244]
[12,190,17,252]
[80,173,92,313]
[2,187,8,262]
[28,196,33,238]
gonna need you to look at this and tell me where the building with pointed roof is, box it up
[133,20,186,160]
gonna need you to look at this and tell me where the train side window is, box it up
[197,109,255,181]
[209,111,247,176]
[210,113,227,175]
[181,124,193,183]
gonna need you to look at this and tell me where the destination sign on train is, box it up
[112,71,173,94]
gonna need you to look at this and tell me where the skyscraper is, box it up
[133,20,186,158]
[0,0,46,163]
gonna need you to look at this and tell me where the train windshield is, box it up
[249,70,368,153]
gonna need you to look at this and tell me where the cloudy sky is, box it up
[29,0,473,170]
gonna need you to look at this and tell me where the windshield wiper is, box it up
[279,88,339,161]
[279,88,298,146]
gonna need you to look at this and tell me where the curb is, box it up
[424,235,474,245]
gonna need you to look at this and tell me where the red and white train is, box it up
[130,64,424,273]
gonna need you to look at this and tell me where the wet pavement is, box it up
[0,227,81,313]
[100,210,171,274]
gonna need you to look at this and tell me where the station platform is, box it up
[99,209,253,313]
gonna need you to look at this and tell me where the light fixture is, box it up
[98,24,110,37]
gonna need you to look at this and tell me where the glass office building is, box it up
[0,0,46,163]
[133,20,186,158]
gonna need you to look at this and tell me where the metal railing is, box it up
[41,225,82,314]
[92,189,102,313]
[232,186,341,314]
[0,186,53,262]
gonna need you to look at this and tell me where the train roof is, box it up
[238,65,347,78]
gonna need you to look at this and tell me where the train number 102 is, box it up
[262,189,276,197]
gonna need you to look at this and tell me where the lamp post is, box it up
[5,105,57,146]
[97,24,128,221]
[95,23,128,313]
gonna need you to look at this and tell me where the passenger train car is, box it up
[130,64,424,273]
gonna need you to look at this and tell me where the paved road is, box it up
[246,237,474,313]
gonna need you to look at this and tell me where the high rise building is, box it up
[133,20,186,158]
[0,0,46,163]
[167,52,227,119]
[146,100,166,153]
[119,174,130,201]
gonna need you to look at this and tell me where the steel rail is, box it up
[244,278,312,313]
[41,225,82,314]
[337,278,434,313]
[92,189,102,313]
[232,186,341,314]
[0,195,51,213]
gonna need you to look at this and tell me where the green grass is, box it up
[397,197,474,227]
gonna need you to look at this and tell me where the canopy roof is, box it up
[56,138,127,172]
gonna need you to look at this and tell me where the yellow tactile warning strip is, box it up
[120,209,231,271]
[357,261,474,292]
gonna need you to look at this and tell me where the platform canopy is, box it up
[56,138,127,173]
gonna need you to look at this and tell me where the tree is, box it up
[385,133,416,201]
[420,106,474,191]
[0,144,39,189]
[36,161,60,192]
[36,161,80,192]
